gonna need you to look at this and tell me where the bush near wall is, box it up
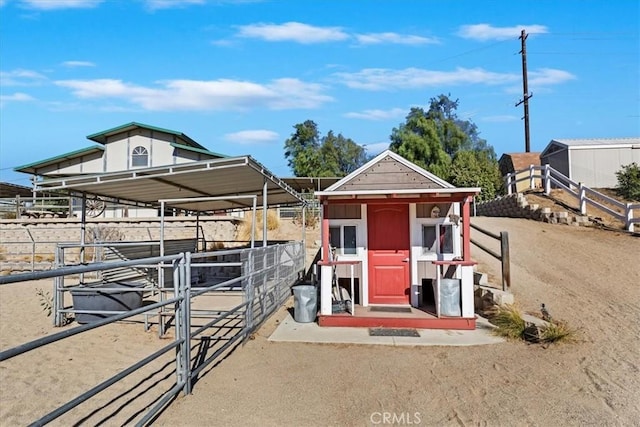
[615,162,640,201]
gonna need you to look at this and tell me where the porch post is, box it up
[462,196,471,261]
[320,200,332,316]
[321,201,329,262]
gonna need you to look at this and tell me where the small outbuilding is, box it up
[498,152,541,193]
[314,150,480,330]
[540,137,640,188]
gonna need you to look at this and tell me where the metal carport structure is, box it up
[33,155,307,248]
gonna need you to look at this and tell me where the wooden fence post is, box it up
[500,231,510,291]
[625,203,633,232]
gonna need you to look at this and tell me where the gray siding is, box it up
[542,148,569,178]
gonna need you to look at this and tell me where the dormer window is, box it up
[131,146,149,168]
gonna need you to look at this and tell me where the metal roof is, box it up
[34,155,305,212]
[87,122,206,149]
[281,176,341,192]
[543,137,640,154]
[14,146,104,174]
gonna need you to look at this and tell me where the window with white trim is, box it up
[131,146,149,168]
[329,225,357,255]
[422,223,454,254]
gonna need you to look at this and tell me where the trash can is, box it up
[292,283,317,323]
[439,278,461,317]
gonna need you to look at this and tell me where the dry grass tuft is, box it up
[488,304,526,340]
[540,320,579,343]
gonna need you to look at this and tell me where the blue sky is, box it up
[1,0,638,186]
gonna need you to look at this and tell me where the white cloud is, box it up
[505,67,576,94]
[19,0,103,10]
[144,0,204,10]
[224,129,279,144]
[344,108,406,121]
[0,92,35,107]
[334,67,519,91]
[55,77,333,111]
[355,32,439,45]
[481,115,519,123]
[457,23,548,41]
[236,22,349,44]
[62,60,96,67]
[0,69,47,86]
[529,68,576,86]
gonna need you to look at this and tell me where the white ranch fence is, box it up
[504,164,640,231]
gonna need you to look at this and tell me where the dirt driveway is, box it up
[156,217,640,426]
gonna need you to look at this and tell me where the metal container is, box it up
[292,283,317,323]
[439,278,461,317]
[71,281,145,324]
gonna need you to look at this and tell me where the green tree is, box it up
[615,162,640,201]
[285,122,369,177]
[389,107,451,177]
[449,150,502,202]
[284,120,322,177]
[390,94,502,199]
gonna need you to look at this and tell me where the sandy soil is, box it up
[1,217,639,426]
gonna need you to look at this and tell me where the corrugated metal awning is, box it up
[35,156,304,212]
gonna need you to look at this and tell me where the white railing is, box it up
[504,164,639,232]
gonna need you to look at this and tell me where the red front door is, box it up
[367,204,410,304]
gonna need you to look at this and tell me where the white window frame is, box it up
[417,218,459,257]
[131,146,149,168]
[329,223,358,256]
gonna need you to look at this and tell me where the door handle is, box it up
[402,258,409,262]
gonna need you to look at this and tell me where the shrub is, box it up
[615,162,640,201]
[236,209,280,241]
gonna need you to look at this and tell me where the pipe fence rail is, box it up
[0,241,305,426]
[504,164,639,231]
[470,223,510,291]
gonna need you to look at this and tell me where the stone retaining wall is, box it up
[476,193,591,226]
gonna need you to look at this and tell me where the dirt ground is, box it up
[156,217,639,426]
[1,217,638,426]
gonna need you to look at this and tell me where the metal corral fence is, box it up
[504,164,640,231]
[0,223,208,273]
[469,223,510,291]
[0,241,304,426]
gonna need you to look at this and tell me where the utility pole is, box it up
[516,29,533,152]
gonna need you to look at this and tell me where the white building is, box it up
[15,122,227,217]
[540,137,640,188]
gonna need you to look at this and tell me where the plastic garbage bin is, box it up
[439,278,461,317]
[292,283,317,323]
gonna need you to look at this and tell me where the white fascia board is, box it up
[316,187,481,197]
